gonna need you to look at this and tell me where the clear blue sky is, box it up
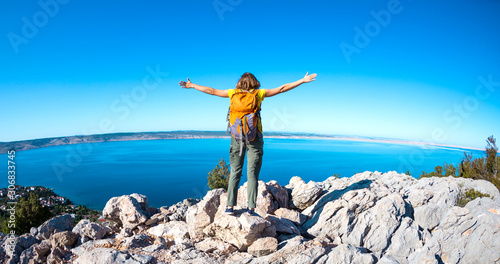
[1,0,499,149]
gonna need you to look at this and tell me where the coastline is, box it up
[0,131,482,154]
[264,135,483,151]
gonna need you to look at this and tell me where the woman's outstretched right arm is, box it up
[179,78,229,98]
[265,72,317,97]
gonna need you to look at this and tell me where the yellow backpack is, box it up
[227,89,261,155]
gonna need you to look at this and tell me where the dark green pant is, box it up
[227,132,264,208]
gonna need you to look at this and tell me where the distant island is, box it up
[0,131,481,154]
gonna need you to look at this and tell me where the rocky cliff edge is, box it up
[1,171,499,264]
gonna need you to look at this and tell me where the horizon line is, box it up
[0,130,485,152]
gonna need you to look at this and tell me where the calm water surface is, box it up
[0,138,483,210]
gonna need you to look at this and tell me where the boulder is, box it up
[194,237,238,256]
[46,246,72,264]
[164,198,199,222]
[302,189,377,239]
[452,177,500,198]
[129,193,149,211]
[276,234,305,247]
[350,171,416,195]
[290,178,323,210]
[287,176,305,189]
[204,206,276,251]
[74,248,150,264]
[274,208,307,226]
[431,199,500,264]
[383,217,431,263]
[30,239,51,263]
[237,181,276,216]
[404,177,462,230]
[36,214,74,240]
[345,193,406,252]
[145,213,164,226]
[301,177,374,218]
[267,180,289,209]
[247,237,278,257]
[71,238,114,257]
[3,234,39,260]
[72,219,111,240]
[119,228,133,238]
[377,255,404,264]
[265,215,300,235]
[316,244,376,264]
[50,231,79,249]
[140,244,166,253]
[413,202,448,231]
[174,248,216,263]
[147,221,190,242]
[407,237,441,264]
[18,244,37,264]
[30,227,38,237]
[225,252,255,263]
[130,253,154,264]
[466,196,500,223]
[185,189,225,241]
[319,175,350,193]
[117,234,154,250]
[405,175,499,233]
[248,239,326,264]
[102,193,149,229]
[303,189,406,253]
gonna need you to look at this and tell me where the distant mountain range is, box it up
[0,131,480,154]
[0,131,324,154]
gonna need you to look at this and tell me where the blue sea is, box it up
[0,138,484,210]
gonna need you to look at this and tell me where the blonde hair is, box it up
[236,72,260,91]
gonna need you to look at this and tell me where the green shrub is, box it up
[485,136,498,176]
[207,158,230,191]
[444,162,457,176]
[1,193,53,234]
[459,136,499,190]
[420,163,457,178]
[456,189,491,207]
[420,135,499,191]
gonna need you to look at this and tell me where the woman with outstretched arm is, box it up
[179,72,317,215]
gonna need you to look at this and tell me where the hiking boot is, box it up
[225,207,234,215]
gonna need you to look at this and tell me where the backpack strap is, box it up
[226,107,230,135]
[244,116,250,145]
[237,88,256,93]
[239,119,244,156]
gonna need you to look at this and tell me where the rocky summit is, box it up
[1,171,499,264]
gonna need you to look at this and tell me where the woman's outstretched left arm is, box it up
[265,72,317,97]
[179,78,229,98]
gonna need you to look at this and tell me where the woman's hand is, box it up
[179,78,194,88]
[302,72,317,83]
